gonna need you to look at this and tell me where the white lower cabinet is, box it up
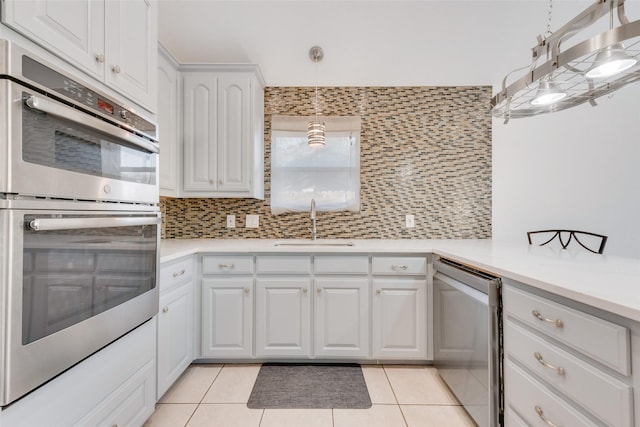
[314,277,370,358]
[503,279,634,427]
[197,253,429,362]
[157,256,195,399]
[157,279,194,398]
[2,319,156,427]
[201,277,253,358]
[372,278,427,359]
[256,277,311,357]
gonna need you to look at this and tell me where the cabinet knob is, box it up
[376,289,381,294]
[219,179,224,185]
[209,179,214,185]
[173,269,186,277]
[244,288,250,294]
[317,288,322,293]
[162,307,169,313]
[112,64,121,74]
[303,288,308,293]
[95,53,105,63]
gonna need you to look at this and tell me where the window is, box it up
[270,116,361,215]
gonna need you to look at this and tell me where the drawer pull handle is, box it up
[535,406,561,427]
[219,263,235,269]
[172,269,186,277]
[534,352,565,376]
[391,264,408,271]
[532,310,563,328]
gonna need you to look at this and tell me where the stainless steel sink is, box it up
[274,242,355,247]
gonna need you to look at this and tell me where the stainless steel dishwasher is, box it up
[433,258,502,427]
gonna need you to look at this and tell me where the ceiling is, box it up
[158,1,640,88]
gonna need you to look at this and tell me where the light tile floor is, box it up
[143,364,476,427]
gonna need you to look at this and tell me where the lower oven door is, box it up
[433,261,502,427]
[0,208,160,406]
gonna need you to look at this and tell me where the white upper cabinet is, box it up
[103,0,157,110]
[158,45,180,197]
[2,0,157,111]
[181,65,264,199]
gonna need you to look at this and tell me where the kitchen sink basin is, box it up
[274,242,355,247]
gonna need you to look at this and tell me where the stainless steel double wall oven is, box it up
[0,39,160,406]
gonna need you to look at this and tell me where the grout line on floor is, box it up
[381,364,401,406]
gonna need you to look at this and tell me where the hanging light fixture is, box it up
[491,0,640,122]
[308,46,325,147]
[530,75,567,106]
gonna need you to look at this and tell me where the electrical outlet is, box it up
[226,214,236,228]
[246,214,259,228]
[405,214,415,228]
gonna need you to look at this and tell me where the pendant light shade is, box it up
[307,121,326,147]
[530,76,567,106]
[585,43,638,79]
[308,46,325,147]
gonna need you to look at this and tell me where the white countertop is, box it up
[161,238,640,323]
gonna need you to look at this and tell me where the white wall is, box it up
[492,83,640,258]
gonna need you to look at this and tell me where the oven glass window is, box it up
[22,215,158,345]
[21,96,156,185]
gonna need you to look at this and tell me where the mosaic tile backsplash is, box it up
[161,86,492,240]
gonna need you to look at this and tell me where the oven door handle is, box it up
[25,95,159,155]
[28,216,161,231]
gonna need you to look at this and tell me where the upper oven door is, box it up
[0,79,159,204]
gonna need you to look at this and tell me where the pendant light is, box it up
[530,75,567,106]
[586,1,637,79]
[585,42,637,78]
[308,46,325,147]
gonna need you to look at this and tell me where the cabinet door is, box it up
[104,0,157,110]
[373,278,427,359]
[314,277,370,358]
[2,0,105,80]
[183,73,218,192]
[201,277,253,358]
[158,47,180,196]
[157,280,194,398]
[217,75,252,192]
[256,277,311,357]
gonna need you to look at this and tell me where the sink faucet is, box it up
[310,198,317,240]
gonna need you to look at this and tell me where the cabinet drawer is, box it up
[505,361,600,427]
[256,256,311,275]
[315,256,369,274]
[505,320,633,427]
[160,256,194,292]
[202,255,254,275]
[503,285,630,375]
[503,407,529,427]
[75,360,156,427]
[372,256,426,275]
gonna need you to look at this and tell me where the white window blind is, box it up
[270,116,361,215]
